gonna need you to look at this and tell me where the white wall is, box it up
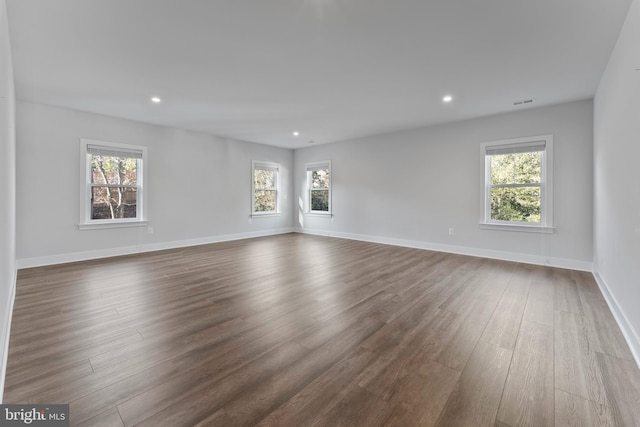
[0,0,16,403]
[15,102,294,267]
[593,0,640,362]
[295,100,594,270]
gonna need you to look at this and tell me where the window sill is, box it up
[305,212,332,217]
[251,212,280,218]
[479,223,555,234]
[79,220,148,230]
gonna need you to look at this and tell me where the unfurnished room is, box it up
[1,0,640,426]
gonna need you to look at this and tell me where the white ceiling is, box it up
[6,0,633,149]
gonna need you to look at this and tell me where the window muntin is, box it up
[252,161,279,214]
[80,139,147,228]
[306,161,331,214]
[481,135,553,229]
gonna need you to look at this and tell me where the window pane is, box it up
[254,169,275,189]
[311,169,330,189]
[254,190,276,212]
[311,189,329,211]
[91,156,138,185]
[91,187,137,219]
[491,187,541,223]
[491,152,541,185]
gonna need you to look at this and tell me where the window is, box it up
[480,135,553,232]
[306,161,331,214]
[252,161,279,214]
[79,139,147,229]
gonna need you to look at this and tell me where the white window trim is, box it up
[79,138,148,230]
[252,160,280,216]
[305,160,332,216]
[479,134,554,233]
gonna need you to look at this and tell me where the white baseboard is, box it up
[593,271,640,369]
[16,228,295,269]
[294,227,593,272]
[0,268,16,403]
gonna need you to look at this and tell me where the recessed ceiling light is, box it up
[442,95,453,103]
[151,96,162,103]
[293,131,300,137]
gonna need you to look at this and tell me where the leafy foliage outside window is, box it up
[489,152,541,222]
[310,169,330,211]
[91,155,138,219]
[254,167,277,212]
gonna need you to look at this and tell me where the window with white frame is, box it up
[480,135,553,232]
[79,139,147,229]
[252,161,279,214]
[306,161,331,214]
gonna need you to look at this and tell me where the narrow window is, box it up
[306,161,331,214]
[252,161,279,214]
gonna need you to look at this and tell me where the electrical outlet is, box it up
[147,226,154,234]
[448,228,455,235]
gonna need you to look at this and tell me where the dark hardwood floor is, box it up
[4,233,640,426]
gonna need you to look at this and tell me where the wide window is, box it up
[252,161,279,214]
[480,135,553,232]
[306,161,331,214]
[79,139,147,229]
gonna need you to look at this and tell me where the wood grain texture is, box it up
[596,351,640,425]
[75,408,125,427]
[4,233,640,426]
[576,273,634,361]
[496,320,554,426]
[255,347,378,426]
[434,340,513,427]
[480,267,531,350]
[522,274,555,326]
[382,359,460,427]
[555,310,609,405]
[555,389,619,427]
[554,269,584,314]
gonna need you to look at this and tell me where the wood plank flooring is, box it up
[4,233,640,426]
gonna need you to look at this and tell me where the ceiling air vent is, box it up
[513,99,534,106]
